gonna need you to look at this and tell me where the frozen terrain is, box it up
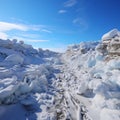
[0,29,120,120]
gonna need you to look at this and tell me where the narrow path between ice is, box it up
[51,62,95,120]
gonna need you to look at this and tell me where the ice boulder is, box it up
[4,54,24,65]
[102,29,120,40]
[107,59,120,70]
[87,55,96,67]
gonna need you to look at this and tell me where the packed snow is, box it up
[0,29,120,120]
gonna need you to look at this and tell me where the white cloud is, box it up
[73,18,80,24]
[0,21,52,32]
[41,29,52,33]
[64,0,77,7]
[20,33,41,39]
[58,10,67,14]
[0,22,28,31]
[28,25,45,31]
[0,21,53,42]
[73,18,88,30]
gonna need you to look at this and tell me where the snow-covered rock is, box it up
[102,29,120,40]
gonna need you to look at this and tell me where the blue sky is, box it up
[0,0,120,51]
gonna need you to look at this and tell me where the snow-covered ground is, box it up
[0,29,120,120]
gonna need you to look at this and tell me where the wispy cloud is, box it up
[0,22,28,31]
[0,21,53,41]
[0,21,52,33]
[41,29,52,33]
[73,18,88,31]
[20,33,41,39]
[58,10,67,14]
[64,0,77,7]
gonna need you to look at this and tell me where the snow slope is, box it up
[0,29,120,120]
